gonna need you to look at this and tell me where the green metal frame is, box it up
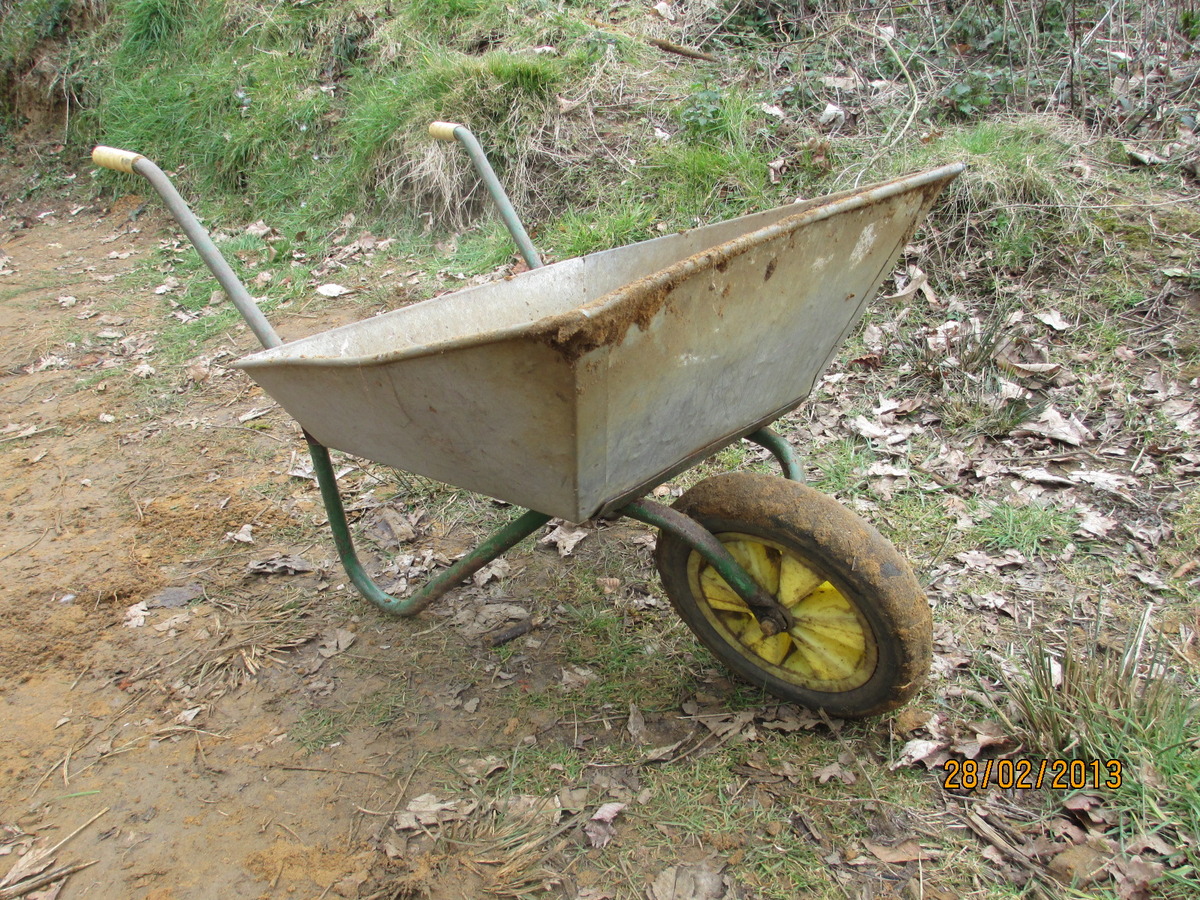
[440,124,543,272]
[308,428,803,626]
[307,437,550,616]
[746,426,804,482]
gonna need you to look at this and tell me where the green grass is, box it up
[937,389,1043,439]
[969,500,1078,558]
[552,203,657,258]
[289,684,416,752]
[289,708,350,753]
[811,438,876,497]
[1001,634,1200,897]
[644,142,772,225]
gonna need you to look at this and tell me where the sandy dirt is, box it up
[0,180,635,900]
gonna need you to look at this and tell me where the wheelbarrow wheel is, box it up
[653,472,931,717]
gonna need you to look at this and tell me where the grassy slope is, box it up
[3,1,1199,898]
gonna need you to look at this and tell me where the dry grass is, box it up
[181,589,321,688]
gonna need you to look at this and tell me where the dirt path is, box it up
[1,185,714,900]
[0,188,567,899]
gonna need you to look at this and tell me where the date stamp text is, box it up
[941,758,1122,791]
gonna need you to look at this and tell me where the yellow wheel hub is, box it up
[686,533,878,692]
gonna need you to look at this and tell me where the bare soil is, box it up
[0,179,641,900]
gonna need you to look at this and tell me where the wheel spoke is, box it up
[699,566,749,613]
[786,628,861,680]
[752,631,793,665]
[794,621,866,658]
[790,584,867,658]
[779,555,823,608]
[718,609,753,637]
[697,542,871,684]
[792,583,859,623]
[725,541,780,595]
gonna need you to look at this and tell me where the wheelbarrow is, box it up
[92,126,963,717]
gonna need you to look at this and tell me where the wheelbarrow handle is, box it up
[427,122,542,271]
[91,146,283,351]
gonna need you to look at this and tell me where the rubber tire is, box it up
[654,472,931,718]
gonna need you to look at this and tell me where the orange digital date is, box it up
[941,758,1122,791]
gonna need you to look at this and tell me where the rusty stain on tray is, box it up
[529,176,950,364]
[530,238,755,362]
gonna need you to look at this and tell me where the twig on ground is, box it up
[252,763,391,781]
[645,37,719,63]
[0,860,99,899]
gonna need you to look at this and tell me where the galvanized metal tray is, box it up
[236,166,959,522]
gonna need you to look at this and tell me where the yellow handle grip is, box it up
[428,121,463,141]
[92,146,144,173]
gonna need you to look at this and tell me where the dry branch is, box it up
[645,38,718,63]
[0,861,99,899]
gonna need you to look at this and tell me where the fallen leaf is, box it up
[1076,509,1119,538]
[647,856,728,900]
[954,549,1026,571]
[1018,468,1073,487]
[540,523,589,556]
[1125,833,1176,857]
[583,802,625,848]
[246,555,315,575]
[224,523,255,543]
[890,738,948,770]
[1014,406,1093,446]
[637,740,683,764]
[1069,469,1135,495]
[317,628,357,658]
[627,702,647,743]
[316,283,353,297]
[882,265,933,305]
[472,557,510,587]
[864,838,928,863]
[818,102,846,128]
[821,74,862,91]
[1113,856,1165,900]
[1034,309,1072,331]
[951,721,1011,758]
[651,1,675,21]
[393,794,476,830]
[457,755,507,782]
[561,665,598,692]
[814,761,856,785]
[153,612,190,633]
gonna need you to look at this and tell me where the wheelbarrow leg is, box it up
[620,498,792,636]
[744,427,804,483]
[308,437,551,616]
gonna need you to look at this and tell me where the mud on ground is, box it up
[4,161,800,900]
